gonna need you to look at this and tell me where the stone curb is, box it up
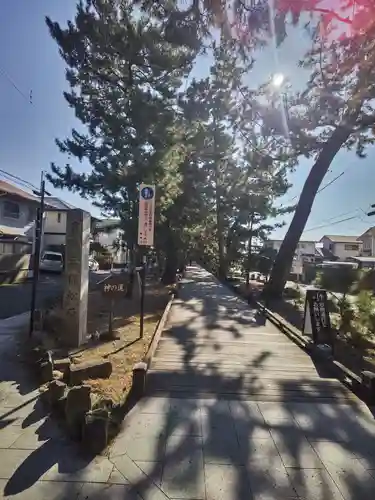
[143,292,175,369]
[131,292,175,398]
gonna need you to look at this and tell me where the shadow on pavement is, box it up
[2,266,375,499]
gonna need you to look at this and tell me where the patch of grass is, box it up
[66,282,170,404]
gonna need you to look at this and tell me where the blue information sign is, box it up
[141,186,154,200]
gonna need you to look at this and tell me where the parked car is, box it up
[89,257,99,271]
[40,251,64,274]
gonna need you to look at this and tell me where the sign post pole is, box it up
[139,264,146,339]
[108,298,114,338]
[137,184,155,339]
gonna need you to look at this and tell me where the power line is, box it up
[306,209,360,228]
[0,168,39,191]
[279,169,346,208]
[303,215,362,233]
[0,66,32,104]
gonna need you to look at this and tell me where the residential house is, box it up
[264,239,317,259]
[0,180,39,255]
[357,227,375,257]
[42,197,77,250]
[319,235,362,261]
[263,239,318,276]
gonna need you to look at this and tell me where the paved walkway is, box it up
[1,266,375,499]
[147,267,353,402]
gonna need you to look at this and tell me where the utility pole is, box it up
[29,171,50,337]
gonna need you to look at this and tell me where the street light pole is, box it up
[29,171,50,337]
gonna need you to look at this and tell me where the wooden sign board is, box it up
[100,273,130,298]
[303,288,331,344]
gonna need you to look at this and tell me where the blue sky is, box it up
[0,0,374,241]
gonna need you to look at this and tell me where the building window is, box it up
[57,212,62,223]
[3,201,20,219]
[344,244,359,251]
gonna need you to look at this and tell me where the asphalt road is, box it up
[0,271,108,320]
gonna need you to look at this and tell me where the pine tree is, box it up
[265,18,375,297]
[46,0,196,280]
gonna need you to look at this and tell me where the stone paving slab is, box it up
[2,266,375,499]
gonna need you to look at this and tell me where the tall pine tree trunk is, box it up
[245,216,254,287]
[265,126,351,298]
[217,207,226,279]
[162,229,178,284]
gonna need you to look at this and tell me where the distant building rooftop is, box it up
[321,235,360,243]
[44,197,77,211]
[0,180,39,202]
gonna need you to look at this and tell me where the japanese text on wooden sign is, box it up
[100,274,129,298]
[137,184,155,247]
[303,289,331,344]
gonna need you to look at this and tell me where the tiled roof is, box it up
[321,235,361,243]
[44,197,76,210]
[0,180,39,202]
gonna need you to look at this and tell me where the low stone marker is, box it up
[65,384,92,439]
[132,361,147,398]
[40,359,53,383]
[69,358,112,386]
[47,380,66,405]
[83,408,110,454]
[54,358,71,377]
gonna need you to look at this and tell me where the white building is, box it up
[319,235,362,261]
[43,197,77,249]
[264,239,317,258]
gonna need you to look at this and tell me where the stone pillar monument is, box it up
[63,209,91,347]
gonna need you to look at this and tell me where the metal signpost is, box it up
[137,184,155,338]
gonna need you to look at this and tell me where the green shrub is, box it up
[353,291,375,340]
[315,267,358,295]
[354,269,375,293]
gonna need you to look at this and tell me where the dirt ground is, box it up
[69,281,170,404]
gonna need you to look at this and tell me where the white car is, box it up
[89,257,99,271]
[40,251,64,274]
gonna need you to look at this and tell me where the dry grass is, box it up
[70,281,170,404]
